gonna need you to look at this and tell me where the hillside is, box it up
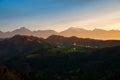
[0,45,120,80]
[0,35,120,80]
[46,35,120,48]
[0,35,51,60]
[0,35,120,59]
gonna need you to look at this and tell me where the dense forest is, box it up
[0,35,120,80]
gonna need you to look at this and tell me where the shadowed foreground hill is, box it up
[0,35,120,59]
[0,35,120,80]
[0,45,120,80]
[0,35,51,59]
[46,35,120,48]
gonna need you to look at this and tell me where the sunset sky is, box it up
[0,0,120,32]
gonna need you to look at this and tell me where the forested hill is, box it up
[0,45,120,80]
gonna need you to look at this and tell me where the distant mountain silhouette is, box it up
[0,27,57,38]
[0,27,120,40]
[33,30,58,38]
[60,27,120,40]
[0,31,3,34]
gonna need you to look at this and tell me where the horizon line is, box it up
[1,26,120,33]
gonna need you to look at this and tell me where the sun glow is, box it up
[102,23,120,30]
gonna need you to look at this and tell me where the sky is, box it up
[0,0,120,32]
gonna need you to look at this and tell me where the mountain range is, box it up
[0,27,120,40]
